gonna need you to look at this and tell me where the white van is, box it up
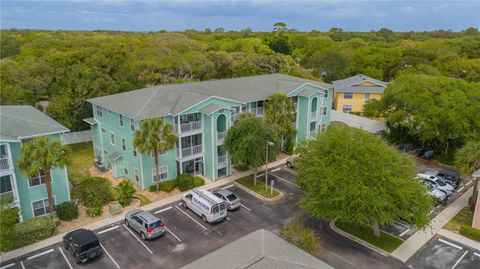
[182,189,227,223]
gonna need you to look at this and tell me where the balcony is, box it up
[217,132,226,144]
[310,111,317,120]
[0,191,14,200]
[0,156,11,172]
[177,144,203,159]
[217,155,227,167]
[177,121,202,135]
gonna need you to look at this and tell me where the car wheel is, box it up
[202,215,207,223]
[125,219,129,227]
[74,255,81,264]
[286,162,292,168]
[141,233,146,240]
[63,241,69,251]
[183,201,188,209]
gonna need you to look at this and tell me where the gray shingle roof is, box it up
[199,104,234,115]
[333,74,387,93]
[88,74,332,120]
[0,106,69,141]
[181,229,334,269]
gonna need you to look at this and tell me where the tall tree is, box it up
[264,92,296,151]
[17,136,71,217]
[134,118,177,192]
[224,113,278,185]
[455,140,480,212]
[295,123,433,237]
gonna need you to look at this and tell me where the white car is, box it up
[427,186,447,204]
[418,173,454,196]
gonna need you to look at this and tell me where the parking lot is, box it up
[407,236,480,269]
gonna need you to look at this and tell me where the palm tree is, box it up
[17,136,70,217]
[264,92,296,151]
[134,118,177,192]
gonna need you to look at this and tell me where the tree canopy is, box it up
[295,123,433,236]
[264,92,297,150]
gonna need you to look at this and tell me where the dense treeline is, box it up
[1,25,479,130]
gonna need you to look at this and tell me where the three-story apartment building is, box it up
[0,106,71,221]
[86,74,333,189]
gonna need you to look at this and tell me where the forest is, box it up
[1,24,479,134]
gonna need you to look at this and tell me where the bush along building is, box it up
[0,106,71,221]
[86,74,333,189]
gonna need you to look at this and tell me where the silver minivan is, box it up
[125,209,166,240]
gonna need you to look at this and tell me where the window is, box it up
[0,175,13,195]
[134,168,140,182]
[110,132,115,145]
[123,162,128,175]
[119,115,124,127]
[153,166,168,182]
[321,106,327,115]
[320,124,327,132]
[151,150,166,158]
[101,127,106,134]
[323,91,328,98]
[29,172,46,187]
[310,122,316,132]
[342,105,352,113]
[364,93,371,101]
[130,119,135,132]
[343,92,353,99]
[32,197,55,217]
[132,145,138,158]
[121,138,126,152]
[96,106,103,117]
[107,109,112,115]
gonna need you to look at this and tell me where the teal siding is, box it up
[296,96,309,142]
[202,114,214,178]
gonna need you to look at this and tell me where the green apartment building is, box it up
[86,74,333,189]
[0,106,71,221]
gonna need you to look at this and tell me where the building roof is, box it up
[0,106,69,141]
[83,117,96,125]
[333,74,387,93]
[199,104,234,115]
[181,229,334,269]
[88,74,332,120]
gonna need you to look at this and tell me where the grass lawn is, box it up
[67,142,93,185]
[336,221,404,253]
[134,193,152,206]
[237,176,280,199]
[444,207,474,232]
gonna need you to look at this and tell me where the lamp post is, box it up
[265,141,274,191]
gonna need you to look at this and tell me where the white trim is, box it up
[31,196,56,218]
[306,95,311,138]
[201,114,206,177]
[174,95,244,116]
[295,97,299,143]
[109,131,115,146]
[287,82,329,97]
[130,119,136,132]
[152,165,168,182]
[27,172,46,188]
[18,130,69,140]
[63,166,70,201]
[211,114,215,180]
[347,79,385,88]
[139,153,145,189]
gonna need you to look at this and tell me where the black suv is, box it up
[63,229,102,264]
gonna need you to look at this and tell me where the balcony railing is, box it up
[0,156,10,171]
[178,121,202,134]
[177,144,203,159]
[310,111,317,120]
[217,132,226,144]
[0,191,14,200]
[217,155,227,167]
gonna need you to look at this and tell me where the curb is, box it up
[438,228,480,251]
[233,181,284,202]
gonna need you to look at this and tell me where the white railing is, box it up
[217,155,227,166]
[178,121,202,134]
[0,191,14,200]
[178,144,203,158]
[310,111,317,120]
[217,132,226,144]
[0,157,10,171]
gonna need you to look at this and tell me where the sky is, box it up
[1,0,479,32]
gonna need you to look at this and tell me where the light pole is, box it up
[265,141,274,191]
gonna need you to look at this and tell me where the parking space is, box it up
[381,221,414,240]
[407,236,480,269]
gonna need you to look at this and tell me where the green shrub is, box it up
[176,173,195,191]
[159,180,177,192]
[7,217,56,250]
[234,163,249,171]
[76,177,112,207]
[117,180,136,207]
[86,206,102,217]
[460,225,480,242]
[56,201,79,221]
[194,176,204,187]
[149,185,157,192]
[280,221,321,255]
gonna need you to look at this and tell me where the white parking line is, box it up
[175,206,208,230]
[457,186,465,193]
[221,184,234,189]
[27,248,54,260]
[451,250,468,269]
[474,252,480,257]
[100,243,120,269]
[270,173,299,187]
[155,206,173,214]
[240,203,251,211]
[165,226,182,242]
[271,168,281,172]
[226,217,231,221]
[20,261,25,269]
[58,247,73,269]
[122,224,154,254]
[257,173,265,177]
[0,263,15,269]
[98,225,119,234]
[399,228,411,237]
[438,238,463,250]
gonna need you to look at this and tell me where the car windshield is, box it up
[226,194,237,201]
[437,179,446,186]
[148,220,162,229]
[79,241,99,252]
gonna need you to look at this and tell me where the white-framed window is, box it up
[119,115,124,127]
[96,106,103,117]
[151,150,167,158]
[323,91,328,98]
[32,197,55,217]
[309,122,316,132]
[132,145,138,158]
[110,132,115,145]
[123,162,128,175]
[344,92,353,99]
[152,166,168,182]
[134,168,140,182]
[121,138,127,152]
[364,93,371,101]
[29,172,46,187]
[107,109,112,115]
[320,123,327,132]
[101,127,106,134]
[130,119,135,132]
[321,106,327,115]
[342,105,352,113]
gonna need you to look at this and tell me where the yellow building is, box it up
[333,74,387,113]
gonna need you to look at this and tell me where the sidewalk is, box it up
[0,157,290,262]
[437,228,480,251]
[391,187,473,262]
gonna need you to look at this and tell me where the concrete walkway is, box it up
[437,228,480,251]
[0,157,290,262]
[391,187,473,262]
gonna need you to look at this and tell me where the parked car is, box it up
[182,188,227,223]
[212,189,240,211]
[424,169,460,188]
[286,157,297,169]
[399,143,415,152]
[63,229,102,264]
[417,173,454,196]
[125,209,166,240]
[415,148,435,160]
[423,181,448,204]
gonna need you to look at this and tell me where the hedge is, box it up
[7,217,56,250]
[56,201,79,221]
[460,225,480,242]
[194,176,204,187]
[176,174,194,191]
